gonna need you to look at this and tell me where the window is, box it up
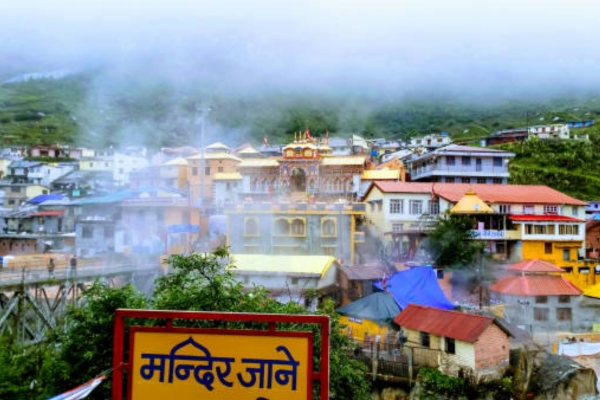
[461,177,470,183]
[523,205,534,214]
[493,157,503,167]
[559,225,579,235]
[477,178,486,184]
[562,266,573,273]
[534,308,549,321]
[10,186,20,193]
[563,249,570,261]
[218,167,223,173]
[556,308,572,321]
[558,295,570,303]
[410,200,423,215]
[447,156,455,166]
[535,296,548,304]
[572,206,579,217]
[192,167,198,176]
[245,218,259,236]
[389,199,403,214]
[205,167,210,176]
[462,156,471,166]
[321,219,336,236]
[446,338,455,354]
[493,178,503,184]
[580,267,590,274]
[392,223,403,232]
[82,226,93,239]
[291,219,305,235]
[429,201,440,215]
[544,205,559,214]
[420,332,430,348]
[274,219,289,235]
[544,242,553,254]
[499,204,511,214]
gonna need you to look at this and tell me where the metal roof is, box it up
[507,259,564,273]
[489,275,582,296]
[230,254,336,277]
[239,159,280,167]
[340,263,387,280]
[213,172,243,180]
[370,182,587,206]
[450,188,495,213]
[509,215,584,222]
[360,170,400,180]
[394,304,500,343]
[321,156,366,166]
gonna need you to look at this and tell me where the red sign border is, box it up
[128,326,314,399]
[112,309,330,400]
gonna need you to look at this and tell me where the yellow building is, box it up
[186,149,242,212]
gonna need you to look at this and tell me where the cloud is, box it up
[1,0,600,96]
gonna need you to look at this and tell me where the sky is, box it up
[1,0,600,97]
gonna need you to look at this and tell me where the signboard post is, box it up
[112,309,330,400]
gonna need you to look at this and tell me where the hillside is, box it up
[2,71,600,200]
[495,131,600,201]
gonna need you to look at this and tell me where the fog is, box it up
[2,0,600,98]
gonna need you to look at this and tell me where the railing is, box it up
[347,339,440,380]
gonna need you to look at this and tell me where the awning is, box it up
[30,211,65,217]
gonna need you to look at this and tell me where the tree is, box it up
[427,214,485,269]
[38,282,148,400]
[153,248,372,399]
[5,248,370,399]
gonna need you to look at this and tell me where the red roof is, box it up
[510,214,584,222]
[393,304,497,343]
[368,182,586,206]
[489,275,582,296]
[508,259,564,273]
[29,211,65,217]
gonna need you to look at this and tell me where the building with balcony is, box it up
[407,144,514,184]
[362,182,587,271]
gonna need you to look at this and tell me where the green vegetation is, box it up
[427,215,485,269]
[4,71,600,199]
[417,367,514,400]
[0,248,371,400]
[495,127,600,200]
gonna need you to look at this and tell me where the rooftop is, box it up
[394,304,501,343]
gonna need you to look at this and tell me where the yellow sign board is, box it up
[130,328,311,400]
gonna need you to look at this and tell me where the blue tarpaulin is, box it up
[374,266,455,310]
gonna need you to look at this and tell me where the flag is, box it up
[47,375,106,400]
[263,135,268,146]
[305,126,312,141]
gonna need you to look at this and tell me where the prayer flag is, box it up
[47,375,105,400]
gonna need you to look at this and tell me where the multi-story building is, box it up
[0,182,48,209]
[362,182,588,274]
[407,144,515,184]
[225,201,367,265]
[407,133,452,150]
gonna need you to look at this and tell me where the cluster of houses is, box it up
[2,127,600,380]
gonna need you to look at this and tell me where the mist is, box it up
[2,0,600,99]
